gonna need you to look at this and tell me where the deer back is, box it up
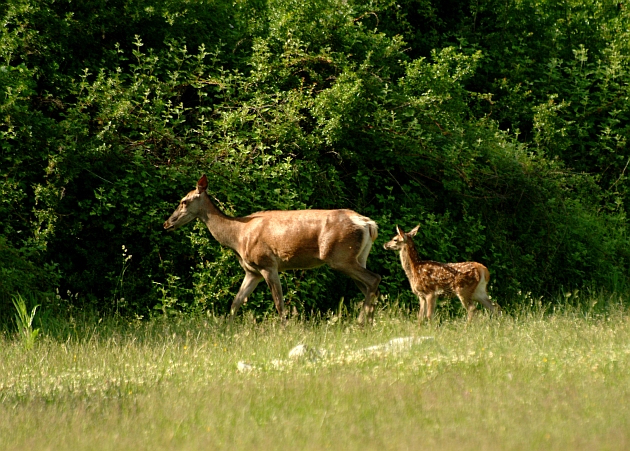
[409,260,488,297]
[228,209,377,271]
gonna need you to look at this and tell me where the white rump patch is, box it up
[349,215,378,266]
[472,270,488,300]
[349,214,376,228]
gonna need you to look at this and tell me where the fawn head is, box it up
[163,174,208,231]
[383,224,420,251]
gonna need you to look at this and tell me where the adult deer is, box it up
[164,175,381,323]
[384,225,500,322]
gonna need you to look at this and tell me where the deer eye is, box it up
[181,200,188,206]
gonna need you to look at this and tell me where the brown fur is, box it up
[384,225,500,322]
[164,175,381,323]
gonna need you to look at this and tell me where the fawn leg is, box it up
[425,293,437,320]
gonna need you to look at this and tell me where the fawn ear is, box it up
[408,224,420,237]
[396,225,405,237]
[196,174,208,193]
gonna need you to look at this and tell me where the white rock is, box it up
[288,344,322,362]
[237,361,254,373]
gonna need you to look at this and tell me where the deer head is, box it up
[163,174,209,231]
[383,224,420,251]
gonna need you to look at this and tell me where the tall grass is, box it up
[1,293,629,450]
[10,293,40,350]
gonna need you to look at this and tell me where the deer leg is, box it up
[351,268,381,324]
[333,262,381,325]
[460,295,476,321]
[352,279,369,298]
[260,269,287,320]
[352,279,382,306]
[455,289,477,322]
[475,293,501,315]
[466,303,477,321]
[351,279,368,320]
[357,274,381,324]
[425,293,437,320]
[349,240,382,324]
[353,279,372,325]
[417,294,427,324]
[230,270,263,317]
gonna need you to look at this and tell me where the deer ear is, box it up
[196,174,208,192]
[396,225,405,237]
[408,224,420,237]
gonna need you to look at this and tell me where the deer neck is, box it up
[400,239,421,280]
[198,196,243,250]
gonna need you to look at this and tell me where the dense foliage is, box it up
[1,0,629,318]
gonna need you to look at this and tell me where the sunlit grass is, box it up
[1,294,629,450]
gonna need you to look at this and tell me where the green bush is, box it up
[0,0,628,319]
[0,237,59,319]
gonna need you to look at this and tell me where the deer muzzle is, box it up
[383,242,397,251]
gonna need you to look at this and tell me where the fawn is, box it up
[384,225,500,322]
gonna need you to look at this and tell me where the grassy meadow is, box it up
[1,295,630,451]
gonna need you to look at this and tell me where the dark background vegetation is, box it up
[1,0,629,319]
